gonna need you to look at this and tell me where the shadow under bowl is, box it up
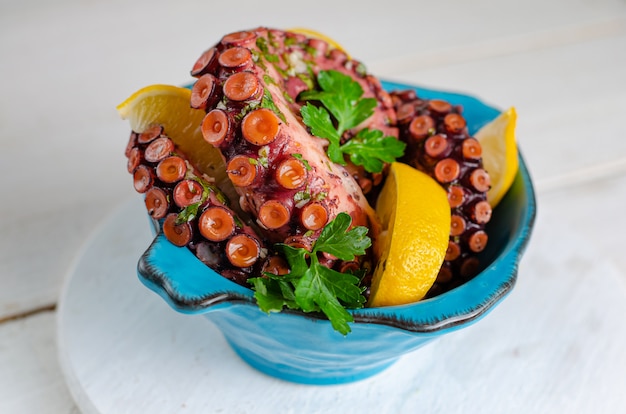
[136,80,537,385]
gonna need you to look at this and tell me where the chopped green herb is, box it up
[249,212,369,335]
[267,31,279,48]
[282,90,295,104]
[250,50,267,70]
[256,37,279,63]
[293,190,311,207]
[304,44,317,57]
[234,101,260,122]
[274,64,289,79]
[257,146,270,168]
[256,37,269,54]
[293,190,310,201]
[176,202,201,225]
[214,187,229,206]
[263,74,277,87]
[341,128,406,173]
[233,215,244,229]
[175,173,229,224]
[292,153,312,170]
[355,62,368,77]
[296,72,315,90]
[261,90,287,123]
[300,70,406,173]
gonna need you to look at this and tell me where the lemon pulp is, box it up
[368,162,450,307]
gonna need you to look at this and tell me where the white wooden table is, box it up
[1,1,625,412]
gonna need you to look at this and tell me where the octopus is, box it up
[124,27,492,298]
[390,90,492,296]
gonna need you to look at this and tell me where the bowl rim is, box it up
[136,80,537,334]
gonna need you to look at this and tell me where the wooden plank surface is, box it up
[0,312,79,414]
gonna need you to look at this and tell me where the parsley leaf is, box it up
[249,212,370,335]
[341,128,407,173]
[292,153,312,171]
[261,90,287,123]
[300,103,343,164]
[176,202,201,225]
[300,70,405,172]
[314,211,370,260]
[301,70,376,133]
[249,275,298,311]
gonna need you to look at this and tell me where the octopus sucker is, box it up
[226,155,259,187]
[138,124,163,144]
[258,199,291,230]
[241,108,280,146]
[144,136,175,163]
[190,74,219,110]
[133,164,154,193]
[156,156,187,184]
[223,71,262,102]
[300,201,328,231]
[198,206,236,242]
[191,47,219,78]
[201,109,233,147]
[144,187,169,219]
[391,90,493,295]
[127,147,142,173]
[218,46,253,71]
[275,157,307,190]
[226,234,261,268]
[173,179,204,208]
[162,213,194,247]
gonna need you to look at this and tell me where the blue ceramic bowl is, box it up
[137,80,537,385]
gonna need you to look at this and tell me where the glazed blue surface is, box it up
[137,80,536,385]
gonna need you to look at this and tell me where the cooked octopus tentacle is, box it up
[189,27,397,272]
[125,126,270,284]
[390,89,492,296]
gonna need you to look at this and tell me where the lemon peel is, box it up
[368,162,450,307]
[475,107,519,207]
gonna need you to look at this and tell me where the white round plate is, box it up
[57,198,626,413]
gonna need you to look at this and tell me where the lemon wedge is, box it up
[368,162,450,307]
[474,107,519,207]
[117,84,233,200]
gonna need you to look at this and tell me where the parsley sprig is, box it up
[249,212,370,335]
[300,70,406,173]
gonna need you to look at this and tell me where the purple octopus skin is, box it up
[189,27,402,272]
[126,126,271,286]
[390,89,492,296]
